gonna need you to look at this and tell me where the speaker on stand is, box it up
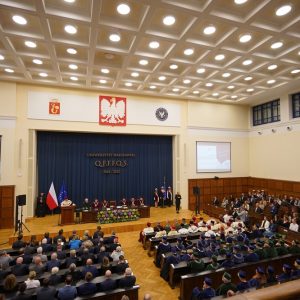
[193,187,200,215]
[14,195,30,235]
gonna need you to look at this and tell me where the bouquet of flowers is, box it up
[97,208,140,223]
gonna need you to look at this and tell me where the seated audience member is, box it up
[33,246,48,263]
[12,234,26,250]
[168,226,178,236]
[53,229,66,244]
[69,235,81,250]
[205,255,220,271]
[12,257,29,276]
[191,277,215,300]
[81,247,95,265]
[3,274,19,297]
[266,265,277,284]
[236,270,250,292]
[57,275,77,300]
[138,197,145,206]
[43,232,52,244]
[81,258,98,278]
[292,259,300,278]
[289,240,300,254]
[188,253,205,273]
[216,272,237,296]
[36,278,57,300]
[115,255,129,274]
[98,270,117,292]
[0,250,13,270]
[144,294,152,300]
[100,256,111,275]
[245,246,259,262]
[56,239,66,259]
[249,267,267,288]
[120,198,127,206]
[49,267,62,285]
[110,246,124,262]
[24,271,40,289]
[93,225,104,240]
[277,264,292,283]
[77,272,97,296]
[46,252,60,271]
[289,218,299,232]
[65,250,78,268]
[97,246,110,263]
[29,256,45,276]
[118,267,136,288]
[139,222,154,242]
[12,282,31,300]
[121,296,129,300]
[221,253,235,269]
[65,263,81,284]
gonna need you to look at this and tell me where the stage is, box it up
[0,206,197,247]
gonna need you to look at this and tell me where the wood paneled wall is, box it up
[0,185,15,229]
[188,177,300,212]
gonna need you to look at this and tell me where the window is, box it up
[292,92,300,118]
[252,99,280,126]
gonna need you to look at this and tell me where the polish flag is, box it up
[46,182,58,210]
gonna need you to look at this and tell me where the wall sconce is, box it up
[287,126,293,131]
[258,131,262,135]
[271,128,276,133]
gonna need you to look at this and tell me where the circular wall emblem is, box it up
[155,107,168,121]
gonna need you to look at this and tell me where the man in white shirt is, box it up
[260,216,270,230]
[289,218,299,232]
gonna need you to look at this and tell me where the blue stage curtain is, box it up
[37,131,173,208]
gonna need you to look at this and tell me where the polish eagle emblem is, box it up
[99,96,126,126]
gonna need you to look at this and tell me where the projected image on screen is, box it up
[196,141,231,173]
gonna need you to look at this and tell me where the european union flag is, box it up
[58,181,68,205]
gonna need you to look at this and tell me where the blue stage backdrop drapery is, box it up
[37,131,173,208]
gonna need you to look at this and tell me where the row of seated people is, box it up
[190,261,300,300]
[82,197,146,211]
[1,266,136,300]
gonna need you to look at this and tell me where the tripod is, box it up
[15,205,30,235]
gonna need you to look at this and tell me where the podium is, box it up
[61,206,75,225]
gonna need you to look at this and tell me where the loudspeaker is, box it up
[193,186,200,196]
[17,194,26,206]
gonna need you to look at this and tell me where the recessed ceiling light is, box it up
[150,85,156,89]
[193,91,200,94]
[222,72,231,78]
[268,64,278,70]
[4,68,14,73]
[163,15,175,26]
[196,68,206,74]
[227,85,235,89]
[298,51,300,55]
[64,25,77,34]
[25,41,36,48]
[64,0,76,3]
[149,41,159,49]
[172,88,179,92]
[33,59,43,65]
[70,76,78,81]
[234,0,248,4]
[203,25,216,35]
[69,64,78,70]
[246,88,254,92]
[243,59,253,65]
[169,64,178,70]
[12,15,27,25]
[109,33,121,42]
[206,82,213,87]
[125,82,133,87]
[267,79,276,84]
[184,48,194,56]
[39,72,48,77]
[104,53,114,60]
[158,76,166,81]
[276,5,292,16]
[101,68,109,74]
[67,48,77,55]
[99,79,107,84]
[212,92,219,97]
[231,95,238,99]
[244,76,253,81]
[139,59,148,66]
[291,69,300,74]
[215,54,225,61]
[117,3,130,15]
[183,79,191,84]
[131,72,139,77]
[239,34,252,43]
[271,42,283,49]
[0,54,4,60]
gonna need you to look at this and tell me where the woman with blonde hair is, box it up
[25,270,40,289]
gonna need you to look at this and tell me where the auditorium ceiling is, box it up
[0,0,300,105]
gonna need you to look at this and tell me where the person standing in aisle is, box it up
[175,192,182,213]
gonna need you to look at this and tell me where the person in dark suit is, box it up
[98,270,116,292]
[93,226,104,240]
[77,272,97,296]
[58,276,77,300]
[118,268,136,288]
[97,246,110,263]
[36,278,57,300]
[80,248,95,265]
[53,229,66,244]
[11,283,31,300]
[82,198,90,211]
[81,258,98,278]
[12,257,29,276]
[36,193,46,217]
[115,255,128,274]
[65,250,79,268]
[46,252,60,272]
[48,267,62,286]
[12,234,26,250]
[166,186,173,207]
[191,277,216,300]
[65,264,82,285]
[175,192,182,213]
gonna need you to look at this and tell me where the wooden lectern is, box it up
[61,206,75,225]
